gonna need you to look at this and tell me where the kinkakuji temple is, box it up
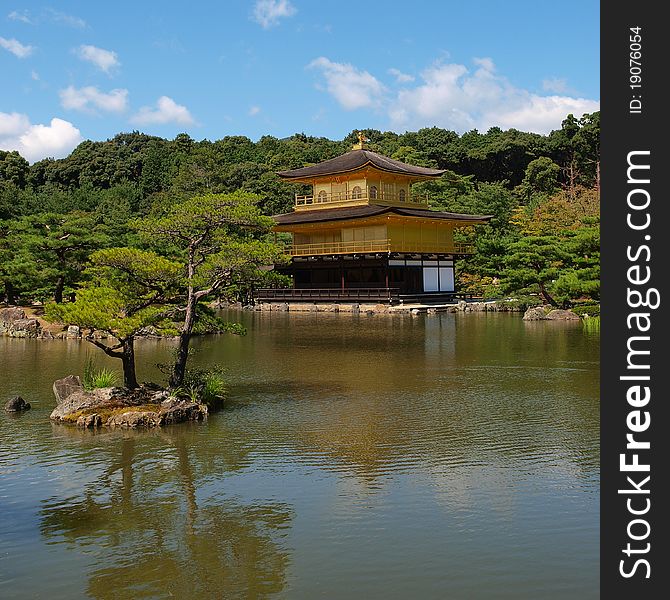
[257,134,491,304]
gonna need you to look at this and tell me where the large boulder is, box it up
[337,303,360,313]
[51,384,170,421]
[6,318,40,337]
[76,413,102,428]
[522,306,548,321]
[546,309,580,321]
[0,307,26,324]
[66,325,81,338]
[50,387,118,421]
[159,398,208,425]
[449,300,468,313]
[53,375,83,405]
[107,410,161,428]
[4,396,31,412]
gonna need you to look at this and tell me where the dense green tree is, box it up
[0,150,29,188]
[547,112,600,193]
[572,112,600,190]
[391,146,437,168]
[553,221,600,302]
[501,235,567,306]
[1,234,44,303]
[46,248,181,388]
[133,191,286,387]
[517,156,561,201]
[10,212,111,302]
[139,139,174,198]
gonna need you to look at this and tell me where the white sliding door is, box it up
[439,267,455,292]
[423,267,439,292]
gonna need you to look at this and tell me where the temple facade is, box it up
[258,136,491,304]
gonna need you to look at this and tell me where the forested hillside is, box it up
[0,112,599,307]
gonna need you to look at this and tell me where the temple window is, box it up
[318,190,328,203]
[352,186,362,199]
[369,186,378,199]
[399,189,406,202]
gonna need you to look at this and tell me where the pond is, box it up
[0,311,599,599]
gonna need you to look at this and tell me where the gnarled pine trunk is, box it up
[88,335,139,389]
[121,337,139,389]
[170,290,197,389]
[54,275,65,304]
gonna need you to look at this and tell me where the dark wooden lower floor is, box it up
[259,254,459,302]
[254,287,477,304]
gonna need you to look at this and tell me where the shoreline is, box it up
[238,298,526,315]
[1,300,589,341]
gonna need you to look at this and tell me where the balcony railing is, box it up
[256,287,400,303]
[285,239,474,256]
[295,190,428,208]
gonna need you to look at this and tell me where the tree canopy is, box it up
[4,112,600,310]
[133,191,285,387]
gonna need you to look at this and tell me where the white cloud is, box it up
[472,56,495,72]
[248,105,261,116]
[309,57,386,110]
[252,0,296,28]
[8,10,33,24]
[59,86,129,114]
[388,58,599,134]
[7,8,86,27]
[492,95,601,133]
[46,9,86,28]
[542,77,570,94]
[0,112,30,137]
[388,68,415,84]
[31,70,39,80]
[0,112,82,163]
[311,55,599,134]
[0,36,34,58]
[131,96,195,126]
[75,44,120,73]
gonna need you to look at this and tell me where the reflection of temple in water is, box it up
[215,312,598,484]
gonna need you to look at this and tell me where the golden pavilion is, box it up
[259,134,491,303]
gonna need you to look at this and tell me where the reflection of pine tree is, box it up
[39,432,292,599]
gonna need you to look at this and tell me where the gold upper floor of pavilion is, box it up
[294,187,428,209]
[273,139,492,257]
[277,143,445,212]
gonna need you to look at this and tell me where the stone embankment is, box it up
[224,299,530,315]
[1,306,218,340]
[50,375,208,429]
[522,306,581,321]
[1,306,88,339]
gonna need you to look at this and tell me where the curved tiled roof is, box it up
[277,149,446,180]
[273,204,491,225]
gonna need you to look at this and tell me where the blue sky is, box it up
[1,1,600,162]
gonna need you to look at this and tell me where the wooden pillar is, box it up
[341,262,345,290]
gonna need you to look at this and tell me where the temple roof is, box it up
[276,149,446,180]
[273,204,492,225]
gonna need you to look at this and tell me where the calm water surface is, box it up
[0,312,599,599]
